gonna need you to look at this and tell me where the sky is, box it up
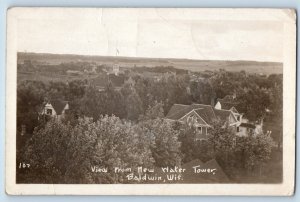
[16,8,285,62]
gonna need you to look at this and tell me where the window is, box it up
[236,126,240,132]
[46,109,52,115]
[187,115,197,127]
[198,127,203,134]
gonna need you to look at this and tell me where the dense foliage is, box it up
[16,69,282,183]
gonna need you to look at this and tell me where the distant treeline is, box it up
[132,66,188,75]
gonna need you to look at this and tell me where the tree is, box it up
[139,101,164,121]
[189,80,215,105]
[79,83,126,120]
[206,119,237,175]
[125,89,144,121]
[139,118,182,167]
[65,116,154,183]
[20,116,155,184]
[242,132,273,176]
[178,123,213,163]
[134,78,153,111]
[207,119,236,158]
[101,82,126,119]
[79,85,104,120]
[46,81,68,100]
[66,79,87,100]
[264,74,283,149]
[165,75,191,110]
[20,120,74,183]
[236,88,271,122]
[17,80,46,134]
[210,70,240,98]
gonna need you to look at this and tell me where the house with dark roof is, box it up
[165,103,240,140]
[166,94,263,139]
[215,95,263,136]
[215,95,242,121]
[41,100,69,120]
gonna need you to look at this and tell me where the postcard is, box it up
[6,7,296,195]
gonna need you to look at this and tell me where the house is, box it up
[214,95,242,121]
[166,94,262,139]
[41,100,70,120]
[215,95,262,136]
[112,62,120,76]
[165,103,240,140]
[238,123,256,136]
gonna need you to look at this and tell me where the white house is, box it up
[41,100,70,120]
[215,95,262,137]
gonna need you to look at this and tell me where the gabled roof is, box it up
[219,95,235,102]
[230,106,239,114]
[213,109,231,121]
[217,95,239,111]
[194,106,216,125]
[165,104,217,124]
[182,159,204,169]
[179,109,209,126]
[48,100,68,115]
[165,104,195,120]
[166,103,237,126]
[218,102,236,110]
[213,109,238,124]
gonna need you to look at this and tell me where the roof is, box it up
[240,122,256,129]
[182,159,204,168]
[166,103,235,125]
[213,109,232,122]
[217,95,239,111]
[49,100,68,115]
[165,104,195,120]
[165,104,216,124]
[219,95,235,102]
[218,102,236,110]
[193,105,216,125]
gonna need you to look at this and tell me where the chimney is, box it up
[233,91,237,99]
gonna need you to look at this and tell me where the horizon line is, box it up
[17,51,283,64]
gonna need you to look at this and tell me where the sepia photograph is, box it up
[6,8,296,195]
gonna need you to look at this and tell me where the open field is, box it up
[18,52,283,75]
[17,71,99,83]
